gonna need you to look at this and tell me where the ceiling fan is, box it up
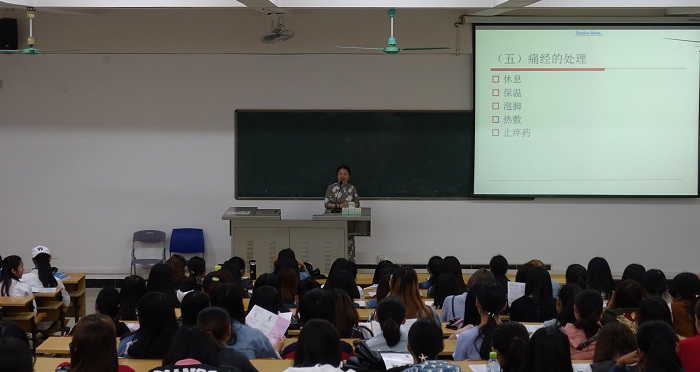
[261,16,295,44]
[336,9,449,54]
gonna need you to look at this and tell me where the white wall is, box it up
[0,9,698,276]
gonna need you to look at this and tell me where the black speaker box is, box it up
[0,18,18,50]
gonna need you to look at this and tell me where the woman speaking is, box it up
[324,165,360,261]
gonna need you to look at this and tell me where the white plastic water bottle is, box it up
[486,351,501,372]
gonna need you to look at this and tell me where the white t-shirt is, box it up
[21,269,71,307]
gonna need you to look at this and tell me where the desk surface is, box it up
[0,296,34,306]
[33,287,62,298]
[62,273,85,285]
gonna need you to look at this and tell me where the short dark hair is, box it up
[197,306,231,343]
[489,255,508,277]
[621,264,646,284]
[187,256,206,276]
[407,318,444,361]
[95,287,121,319]
[0,321,29,346]
[0,338,33,372]
[593,323,637,363]
[642,269,667,297]
[638,296,672,326]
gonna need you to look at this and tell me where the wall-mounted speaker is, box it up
[0,18,18,50]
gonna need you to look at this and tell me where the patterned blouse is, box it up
[324,183,359,212]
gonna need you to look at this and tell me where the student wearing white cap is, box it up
[20,246,71,331]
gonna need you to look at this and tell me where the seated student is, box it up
[679,301,700,372]
[612,321,683,372]
[0,255,36,314]
[637,296,673,327]
[520,326,572,372]
[0,320,32,372]
[21,246,71,308]
[490,321,529,372]
[328,288,363,339]
[371,260,396,287]
[273,248,310,280]
[440,256,468,296]
[281,288,354,360]
[670,272,700,338]
[489,254,510,290]
[277,266,299,308]
[220,261,251,299]
[326,258,364,299]
[590,323,638,372]
[210,283,283,359]
[562,289,603,360]
[95,287,131,337]
[621,263,646,285]
[565,263,587,288]
[228,256,253,290]
[323,268,361,299]
[57,314,136,372]
[116,275,146,321]
[367,270,395,310]
[440,269,494,323]
[0,338,33,372]
[587,257,615,301]
[176,256,206,301]
[528,259,562,299]
[452,282,507,361]
[150,326,238,372]
[180,290,210,328]
[118,292,179,359]
[509,266,558,323]
[197,307,258,372]
[146,263,180,307]
[283,319,345,372]
[247,285,286,316]
[364,296,408,352]
[419,256,442,290]
[431,274,458,309]
[543,283,582,328]
[641,269,671,302]
[167,254,188,290]
[403,318,461,372]
[389,267,440,323]
[602,279,644,332]
[202,270,234,296]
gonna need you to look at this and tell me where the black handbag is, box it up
[343,340,386,371]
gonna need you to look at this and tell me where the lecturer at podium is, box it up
[324,165,360,261]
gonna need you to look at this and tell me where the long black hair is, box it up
[116,275,146,321]
[476,282,507,360]
[0,256,22,296]
[520,326,572,372]
[574,289,603,339]
[555,284,582,326]
[162,326,220,367]
[33,253,57,287]
[294,319,342,368]
[127,291,178,359]
[586,257,614,300]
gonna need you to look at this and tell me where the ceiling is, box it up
[1,0,700,17]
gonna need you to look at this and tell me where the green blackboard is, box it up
[235,110,474,199]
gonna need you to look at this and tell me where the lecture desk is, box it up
[33,287,67,335]
[63,273,86,321]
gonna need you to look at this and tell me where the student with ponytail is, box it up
[365,297,408,352]
[612,320,683,372]
[562,289,603,359]
[453,281,507,361]
[197,306,258,372]
[0,256,36,315]
[491,321,529,372]
[21,246,71,308]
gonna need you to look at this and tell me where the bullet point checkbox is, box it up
[492,76,500,83]
[492,116,500,124]
[492,102,499,110]
[492,129,499,136]
[492,89,499,96]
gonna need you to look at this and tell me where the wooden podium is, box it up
[223,207,371,274]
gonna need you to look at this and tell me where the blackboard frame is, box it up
[235,110,475,200]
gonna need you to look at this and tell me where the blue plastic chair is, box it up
[169,228,205,258]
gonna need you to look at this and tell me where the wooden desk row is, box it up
[36,357,593,372]
[350,272,567,287]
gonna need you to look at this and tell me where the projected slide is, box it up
[473,25,700,196]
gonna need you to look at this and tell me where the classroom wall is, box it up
[0,9,698,276]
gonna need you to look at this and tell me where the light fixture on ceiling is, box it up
[261,16,295,44]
